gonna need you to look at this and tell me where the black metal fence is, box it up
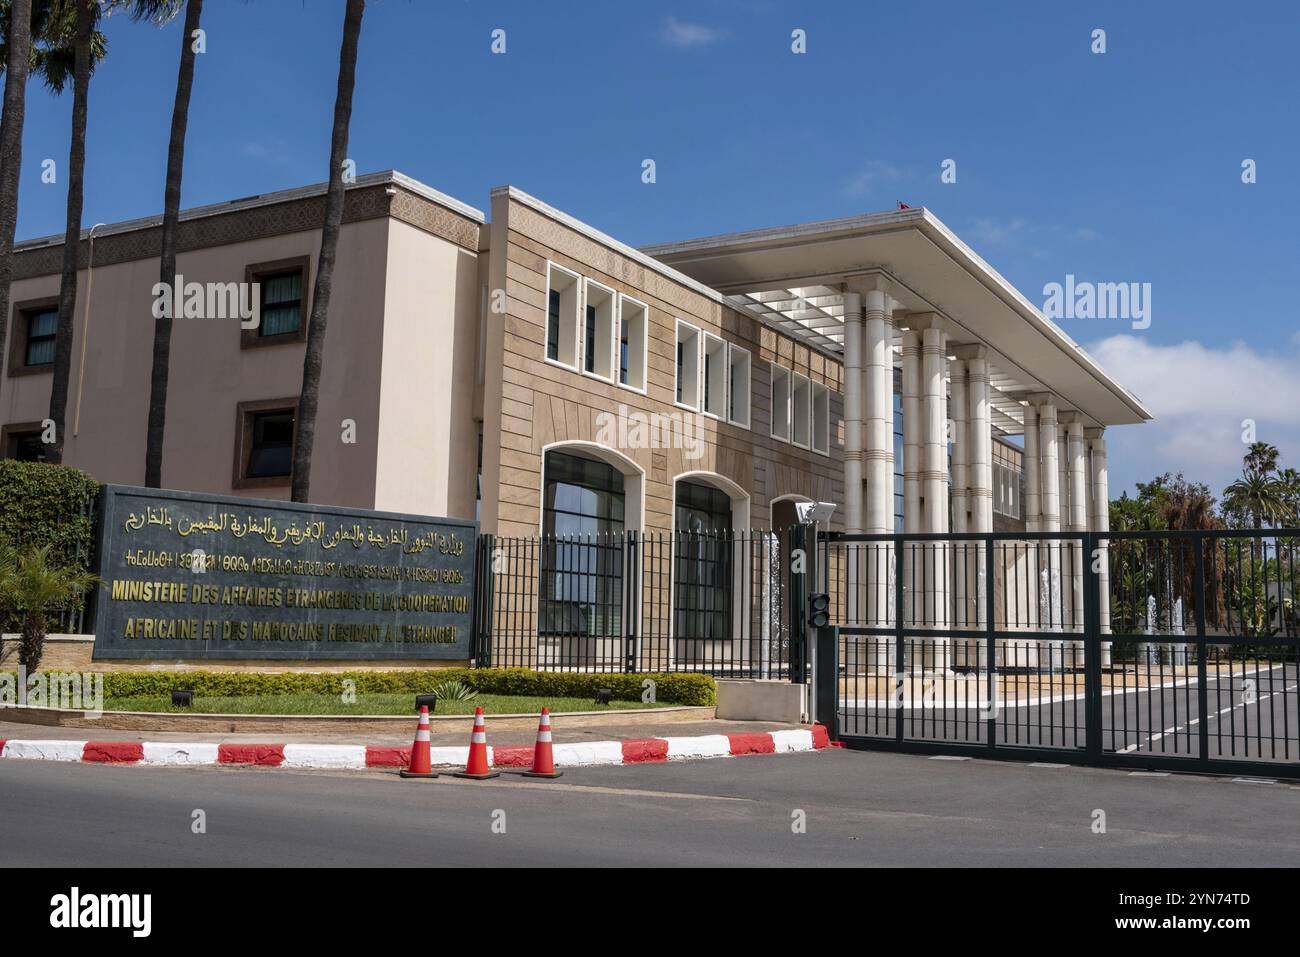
[474,529,806,678]
[816,529,1300,778]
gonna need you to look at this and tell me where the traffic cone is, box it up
[453,706,499,779]
[522,707,563,779]
[399,705,437,778]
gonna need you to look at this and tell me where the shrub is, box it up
[27,668,717,706]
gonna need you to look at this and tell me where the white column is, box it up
[1022,403,1041,532]
[1036,397,1063,668]
[921,321,949,656]
[967,351,993,534]
[949,358,969,534]
[1087,427,1112,667]
[901,327,922,636]
[842,292,864,535]
[902,330,922,534]
[1021,402,1041,652]
[948,356,969,632]
[862,288,895,671]
[967,350,992,666]
[1066,415,1087,665]
[863,290,893,536]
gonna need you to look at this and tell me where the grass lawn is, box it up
[103,692,680,716]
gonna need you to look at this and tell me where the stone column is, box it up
[948,356,969,631]
[1065,414,1087,666]
[966,348,992,668]
[862,286,895,670]
[921,320,949,669]
[842,292,864,535]
[901,327,922,634]
[1035,396,1063,669]
[840,291,864,669]
[1021,402,1041,658]
[1087,427,1112,667]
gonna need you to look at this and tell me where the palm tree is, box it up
[42,0,93,465]
[144,0,202,488]
[292,0,366,503]
[0,0,35,399]
[44,0,178,466]
[0,541,97,673]
[1223,468,1291,530]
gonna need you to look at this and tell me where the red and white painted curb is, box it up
[0,726,830,771]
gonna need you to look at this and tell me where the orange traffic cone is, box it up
[399,705,437,778]
[522,707,563,779]
[453,706,499,779]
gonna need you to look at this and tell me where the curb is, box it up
[0,726,830,771]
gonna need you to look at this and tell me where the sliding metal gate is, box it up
[816,529,1300,779]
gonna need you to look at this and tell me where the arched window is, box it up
[540,451,626,656]
[674,479,734,643]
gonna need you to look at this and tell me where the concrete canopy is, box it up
[642,207,1152,434]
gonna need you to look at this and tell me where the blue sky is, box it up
[13,0,1300,498]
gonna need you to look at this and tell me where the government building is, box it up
[3,171,1151,672]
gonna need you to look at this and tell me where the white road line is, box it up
[1117,681,1298,754]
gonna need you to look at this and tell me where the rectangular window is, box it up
[234,399,298,488]
[702,333,726,418]
[259,271,303,337]
[617,294,647,391]
[24,309,57,367]
[545,263,581,368]
[243,257,310,348]
[727,345,751,428]
[770,364,791,441]
[675,321,700,409]
[812,382,830,454]
[7,297,60,376]
[791,373,811,448]
[2,423,48,462]
[582,279,615,380]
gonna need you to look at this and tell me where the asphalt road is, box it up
[2,746,1297,867]
[841,662,1300,765]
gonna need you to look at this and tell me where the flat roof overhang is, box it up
[642,207,1152,432]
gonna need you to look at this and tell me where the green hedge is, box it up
[21,668,715,706]
[0,460,99,569]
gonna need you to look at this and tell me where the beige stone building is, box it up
[3,170,1150,672]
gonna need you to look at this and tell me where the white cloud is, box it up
[660,17,723,49]
[1086,334,1300,496]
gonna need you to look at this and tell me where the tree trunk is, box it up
[291,0,365,503]
[145,0,204,488]
[18,610,47,675]
[0,0,34,399]
[46,0,93,465]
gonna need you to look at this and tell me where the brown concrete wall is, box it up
[479,193,845,540]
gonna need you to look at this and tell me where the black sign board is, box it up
[91,485,477,661]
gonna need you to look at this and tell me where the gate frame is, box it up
[816,528,1300,781]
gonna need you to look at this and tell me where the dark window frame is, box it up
[241,256,311,349]
[232,397,299,489]
[6,296,60,377]
[1,420,50,461]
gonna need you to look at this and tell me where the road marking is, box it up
[1117,680,1298,754]
[1230,777,1276,785]
[1029,762,1068,768]
[1128,771,1170,777]
[928,755,971,761]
